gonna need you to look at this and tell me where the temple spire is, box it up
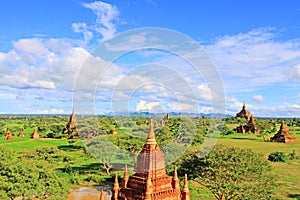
[122,165,129,189]
[181,174,190,200]
[111,173,119,200]
[146,119,156,145]
[220,191,225,200]
[172,166,180,190]
[99,189,105,200]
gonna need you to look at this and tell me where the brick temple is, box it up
[270,120,297,143]
[31,128,39,139]
[67,108,76,128]
[111,119,190,200]
[5,130,13,140]
[236,103,259,134]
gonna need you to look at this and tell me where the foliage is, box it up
[177,145,277,200]
[87,135,120,175]
[268,151,288,162]
[256,119,276,141]
[0,146,69,199]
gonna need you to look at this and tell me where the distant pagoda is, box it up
[5,130,13,140]
[270,120,297,143]
[31,128,40,139]
[62,108,78,138]
[236,103,258,134]
[67,108,76,128]
[236,103,252,120]
[18,128,24,137]
[112,119,190,200]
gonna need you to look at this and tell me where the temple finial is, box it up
[146,119,156,144]
[111,172,119,200]
[181,174,190,200]
[122,164,129,189]
[172,166,180,190]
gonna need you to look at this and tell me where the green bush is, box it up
[268,151,288,162]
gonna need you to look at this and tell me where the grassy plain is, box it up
[0,116,299,199]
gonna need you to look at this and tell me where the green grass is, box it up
[0,137,69,150]
[218,133,300,199]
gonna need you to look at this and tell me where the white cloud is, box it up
[205,27,300,92]
[30,108,65,114]
[0,38,89,90]
[251,95,264,103]
[73,1,120,42]
[136,100,160,111]
[290,64,300,81]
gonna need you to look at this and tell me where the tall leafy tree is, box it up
[177,145,277,200]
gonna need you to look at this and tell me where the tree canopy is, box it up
[177,145,277,200]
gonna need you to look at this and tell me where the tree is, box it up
[87,135,119,175]
[177,145,276,200]
[0,146,69,200]
[256,119,275,142]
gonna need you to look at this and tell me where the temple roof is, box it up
[236,103,252,120]
[270,120,297,143]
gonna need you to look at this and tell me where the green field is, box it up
[0,116,300,199]
[218,133,300,200]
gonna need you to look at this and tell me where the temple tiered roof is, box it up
[270,120,297,143]
[112,119,190,200]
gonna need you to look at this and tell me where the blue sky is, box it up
[0,0,300,117]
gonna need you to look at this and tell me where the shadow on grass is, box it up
[231,137,259,141]
[58,162,104,175]
[58,144,83,152]
[288,194,300,200]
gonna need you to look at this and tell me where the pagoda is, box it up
[67,108,76,128]
[18,128,24,137]
[236,103,258,134]
[31,128,40,139]
[270,120,297,143]
[5,130,13,140]
[236,103,252,120]
[112,119,190,200]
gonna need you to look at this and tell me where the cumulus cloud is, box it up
[73,1,120,42]
[205,27,300,92]
[0,38,89,90]
[251,95,264,103]
[136,100,160,111]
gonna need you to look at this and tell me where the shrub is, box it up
[268,151,288,162]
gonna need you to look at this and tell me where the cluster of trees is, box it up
[0,146,70,200]
[174,145,277,200]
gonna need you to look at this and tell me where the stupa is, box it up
[112,119,190,200]
[67,108,76,128]
[5,130,13,140]
[236,103,252,120]
[31,128,40,139]
[18,128,24,137]
[236,103,258,134]
[270,120,297,143]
